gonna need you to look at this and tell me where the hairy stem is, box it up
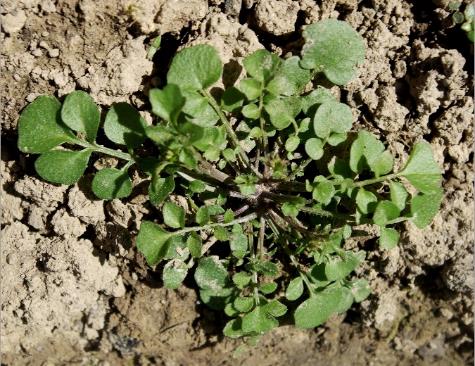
[74,139,134,161]
[351,173,399,188]
[172,212,258,236]
[201,89,251,168]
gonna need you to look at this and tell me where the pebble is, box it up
[32,49,43,57]
[0,10,27,34]
[26,93,38,102]
[39,41,49,49]
[48,48,60,58]
[13,74,21,81]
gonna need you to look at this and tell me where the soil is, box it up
[1,0,473,365]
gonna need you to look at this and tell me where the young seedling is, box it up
[18,19,443,344]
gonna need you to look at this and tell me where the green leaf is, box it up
[199,286,233,310]
[373,201,401,226]
[239,78,262,100]
[264,97,301,130]
[233,272,252,288]
[194,256,229,290]
[356,188,378,214]
[214,226,229,241]
[281,202,299,217]
[149,84,185,123]
[230,224,248,258]
[18,96,73,153]
[301,87,336,114]
[350,279,371,302]
[301,19,365,85]
[259,282,278,294]
[189,180,206,193]
[349,131,385,174]
[149,175,175,206]
[223,209,234,223]
[371,150,394,177]
[136,221,172,266]
[35,149,91,185]
[163,202,185,228]
[313,180,335,205]
[221,87,245,112]
[253,261,279,277]
[225,302,239,317]
[167,44,222,90]
[379,227,399,250]
[400,141,442,194]
[286,277,304,301]
[181,89,219,127]
[179,148,197,169]
[242,306,278,335]
[186,232,202,258]
[195,206,210,225]
[234,297,254,313]
[305,137,324,160]
[163,260,188,289]
[389,181,408,211]
[263,300,287,317]
[92,168,132,199]
[242,103,260,120]
[313,101,353,139]
[243,49,281,83]
[223,318,245,338]
[285,135,300,152]
[267,56,312,96]
[327,133,347,146]
[145,125,174,146]
[163,235,187,260]
[294,288,343,328]
[325,251,364,281]
[104,103,146,148]
[61,91,100,142]
[410,190,443,229]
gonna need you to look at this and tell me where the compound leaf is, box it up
[149,84,185,123]
[389,181,408,211]
[242,306,278,334]
[61,91,100,142]
[313,101,353,139]
[379,227,399,250]
[149,175,175,206]
[325,251,364,281]
[194,256,229,291]
[301,19,365,85]
[267,56,312,96]
[356,188,378,214]
[373,200,400,226]
[18,96,73,153]
[400,141,442,194]
[136,221,172,266]
[305,137,324,160]
[163,260,188,289]
[286,277,304,301]
[35,149,91,185]
[163,202,185,228]
[294,288,343,328]
[410,190,443,229]
[167,44,222,90]
[243,49,281,83]
[104,102,146,148]
[92,168,133,199]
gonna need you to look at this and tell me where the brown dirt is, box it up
[1,0,473,365]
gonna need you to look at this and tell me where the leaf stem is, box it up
[258,216,266,260]
[73,139,134,161]
[171,212,258,236]
[351,173,399,188]
[201,89,251,168]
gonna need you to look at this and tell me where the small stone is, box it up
[32,48,43,57]
[26,93,38,102]
[13,74,21,81]
[48,48,60,58]
[39,40,49,49]
[41,31,49,37]
[0,10,27,34]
